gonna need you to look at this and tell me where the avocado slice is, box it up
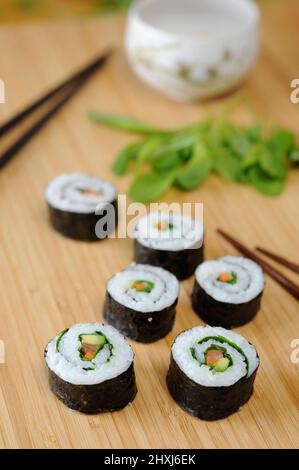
[214,357,230,372]
[80,333,106,347]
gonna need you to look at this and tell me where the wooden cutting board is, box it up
[0,3,298,449]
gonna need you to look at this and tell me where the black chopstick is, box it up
[0,81,80,169]
[0,51,112,170]
[0,51,112,137]
[256,247,299,274]
[217,229,299,301]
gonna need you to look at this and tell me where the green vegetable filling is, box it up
[203,344,233,372]
[56,328,69,352]
[198,335,248,371]
[155,220,174,231]
[217,271,238,284]
[190,335,249,373]
[131,279,155,293]
[78,331,112,362]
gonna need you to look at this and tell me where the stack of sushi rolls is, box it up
[134,211,204,280]
[167,326,259,420]
[103,264,179,343]
[192,256,265,328]
[45,172,118,241]
[44,323,137,413]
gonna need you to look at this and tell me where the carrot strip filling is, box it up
[156,221,167,230]
[205,349,224,365]
[131,279,155,293]
[79,187,102,196]
[155,220,174,231]
[217,271,238,284]
[81,344,98,360]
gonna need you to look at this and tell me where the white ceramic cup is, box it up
[125,0,260,101]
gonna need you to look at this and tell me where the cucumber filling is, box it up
[56,328,69,352]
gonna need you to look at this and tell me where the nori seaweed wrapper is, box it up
[134,239,204,280]
[47,199,118,242]
[46,360,137,414]
[167,353,258,421]
[103,292,178,343]
[192,279,263,328]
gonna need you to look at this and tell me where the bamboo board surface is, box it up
[0,3,298,449]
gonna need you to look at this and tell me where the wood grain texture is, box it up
[0,3,299,449]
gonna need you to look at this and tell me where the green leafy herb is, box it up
[129,171,176,203]
[89,110,298,201]
[268,129,295,157]
[222,123,252,158]
[247,165,285,196]
[245,123,262,142]
[259,144,287,179]
[134,138,162,176]
[176,138,212,190]
[89,110,163,135]
[112,141,145,175]
[213,145,242,181]
[290,148,299,163]
[152,151,182,172]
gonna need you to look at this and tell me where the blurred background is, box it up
[0,0,281,23]
[0,0,134,22]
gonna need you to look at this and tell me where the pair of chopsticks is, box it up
[0,50,112,170]
[217,229,299,301]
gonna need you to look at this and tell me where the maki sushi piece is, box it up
[192,256,265,328]
[134,211,204,280]
[167,325,259,420]
[44,323,137,413]
[103,264,179,343]
[45,172,118,241]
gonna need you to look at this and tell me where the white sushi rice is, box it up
[45,323,134,385]
[172,326,259,387]
[45,173,117,214]
[107,264,179,313]
[195,255,265,304]
[135,211,204,251]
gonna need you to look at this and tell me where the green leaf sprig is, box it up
[89,110,299,202]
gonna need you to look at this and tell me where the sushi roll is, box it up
[45,172,118,241]
[134,211,204,280]
[103,264,179,343]
[44,323,137,413]
[192,256,265,328]
[167,325,259,420]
